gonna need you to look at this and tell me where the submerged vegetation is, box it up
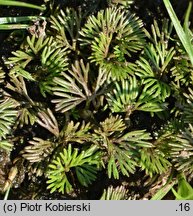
[1,0,193,200]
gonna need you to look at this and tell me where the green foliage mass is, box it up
[1,0,193,200]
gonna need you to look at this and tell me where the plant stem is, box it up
[4,185,11,200]
[0,1,46,11]
[0,24,29,30]
[0,16,46,24]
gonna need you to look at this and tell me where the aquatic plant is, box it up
[1,0,193,200]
